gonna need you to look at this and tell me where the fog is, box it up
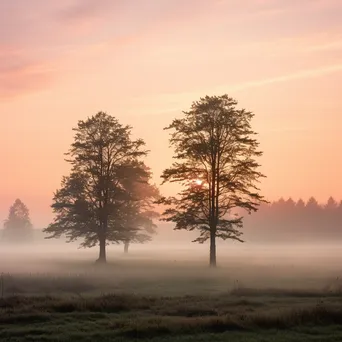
[1,229,342,298]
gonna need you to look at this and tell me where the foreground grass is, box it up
[1,250,342,341]
[1,291,342,341]
[3,328,342,342]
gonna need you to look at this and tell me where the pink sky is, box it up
[1,0,342,228]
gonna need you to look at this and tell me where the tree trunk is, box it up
[124,241,129,253]
[209,230,216,267]
[96,234,107,263]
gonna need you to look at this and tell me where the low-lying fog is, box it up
[1,236,342,297]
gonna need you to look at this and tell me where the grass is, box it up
[1,289,342,341]
[1,246,342,341]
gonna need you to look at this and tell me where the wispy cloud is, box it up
[1,0,342,101]
[305,39,342,52]
[57,0,119,22]
[133,63,342,112]
[0,60,56,99]
[227,64,342,92]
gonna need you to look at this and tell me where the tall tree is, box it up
[2,199,33,242]
[43,112,153,263]
[158,95,266,267]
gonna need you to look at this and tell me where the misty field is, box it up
[1,244,342,341]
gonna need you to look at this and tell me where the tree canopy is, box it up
[43,112,158,263]
[158,95,266,267]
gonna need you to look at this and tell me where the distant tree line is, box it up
[243,197,342,243]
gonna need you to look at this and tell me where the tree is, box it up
[285,198,296,210]
[2,199,33,243]
[305,197,322,235]
[325,196,338,210]
[294,198,306,233]
[296,199,305,210]
[121,164,160,253]
[158,95,266,267]
[43,112,153,263]
[324,197,339,235]
[306,197,320,210]
[271,198,286,211]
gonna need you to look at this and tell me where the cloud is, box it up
[227,64,342,91]
[0,0,215,101]
[0,39,117,100]
[2,0,342,100]
[57,0,121,23]
[132,63,342,112]
[0,58,56,100]
[0,42,60,100]
[312,0,342,10]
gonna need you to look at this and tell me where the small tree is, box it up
[296,199,305,210]
[158,95,266,267]
[2,199,33,243]
[122,165,160,253]
[325,196,338,210]
[306,197,320,210]
[44,112,153,263]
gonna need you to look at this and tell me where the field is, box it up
[1,243,342,341]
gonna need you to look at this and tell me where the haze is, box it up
[1,0,341,290]
[1,0,342,228]
[3,3,342,341]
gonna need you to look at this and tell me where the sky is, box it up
[1,0,342,228]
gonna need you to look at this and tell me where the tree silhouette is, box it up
[285,198,296,210]
[306,197,320,210]
[324,196,338,233]
[158,95,266,267]
[325,196,338,210]
[44,112,153,263]
[296,199,305,210]
[2,199,33,243]
[121,164,160,253]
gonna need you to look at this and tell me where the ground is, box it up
[0,243,342,341]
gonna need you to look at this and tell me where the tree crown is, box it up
[158,94,266,243]
[44,112,158,249]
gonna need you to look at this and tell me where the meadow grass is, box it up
[1,291,342,341]
[1,245,342,341]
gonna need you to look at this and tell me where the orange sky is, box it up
[1,0,342,228]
